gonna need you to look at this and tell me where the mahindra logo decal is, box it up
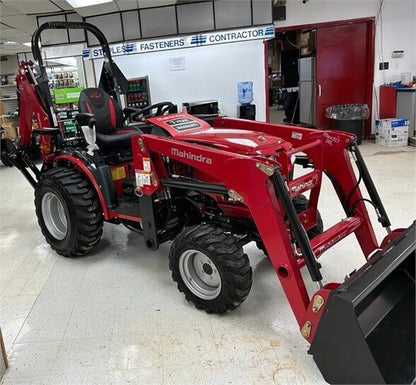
[171,148,212,165]
[290,178,314,193]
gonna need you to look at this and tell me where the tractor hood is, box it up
[179,128,292,155]
[147,113,292,155]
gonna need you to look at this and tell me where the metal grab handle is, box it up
[31,21,112,69]
[318,84,322,97]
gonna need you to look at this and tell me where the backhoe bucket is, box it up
[309,222,415,384]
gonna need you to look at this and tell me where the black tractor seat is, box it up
[78,87,151,151]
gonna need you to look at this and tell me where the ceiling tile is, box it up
[0,28,31,40]
[2,0,61,14]
[0,24,13,31]
[138,0,177,9]
[0,4,22,16]
[0,43,31,55]
[51,0,75,11]
[2,15,37,34]
[115,0,139,11]
[75,2,119,17]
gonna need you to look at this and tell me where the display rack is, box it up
[0,77,19,140]
[126,76,150,108]
[0,76,18,116]
[48,70,80,89]
[47,67,82,131]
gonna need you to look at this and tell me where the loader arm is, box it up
[133,127,415,384]
[213,117,383,257]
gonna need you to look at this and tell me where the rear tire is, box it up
[293,194,324,239]
[169,224,252,314]
[35,167,103,257]
[256,194,323,255]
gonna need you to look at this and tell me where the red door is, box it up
[316,21,374,131]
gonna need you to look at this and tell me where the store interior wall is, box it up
[372,0,416,125]
[92,40,267,120]
[1,0,414,125]
[275,0,416,130]
[373,0,416,84]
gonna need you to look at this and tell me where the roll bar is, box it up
[31,21,113,69]
[30,21,127,105]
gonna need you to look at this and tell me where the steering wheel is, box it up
[132,102,175,119]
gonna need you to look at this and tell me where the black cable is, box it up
[346,170,362,205]
[351,198,378,217]
[346,148,363,205]
[123,223,143,234]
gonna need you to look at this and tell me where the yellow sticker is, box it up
[111,166,126,181]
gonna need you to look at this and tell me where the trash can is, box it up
[325,104,370,145]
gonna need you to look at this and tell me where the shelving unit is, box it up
[0,79,18,116]
[0,78,19,139]
[49,70,80,89]
[46,65,83,133]
[127,76,151,108]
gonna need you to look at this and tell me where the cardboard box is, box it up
[375,118,408,147]
[375,118,409,128]
[1,125,17,139]
[375,137,407,147]
[0,116,18,139]
[375,131,408,147]
[376,125,409,136]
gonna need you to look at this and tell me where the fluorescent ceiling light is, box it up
[1,41,17,45]
[66,0,112,8]
[23,42,32,47]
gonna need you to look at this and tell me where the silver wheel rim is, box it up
[41,192,68,240]
[179,249,221,300]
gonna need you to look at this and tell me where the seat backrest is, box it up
[78,88,123,135]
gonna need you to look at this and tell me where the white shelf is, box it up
[0,114,18,118]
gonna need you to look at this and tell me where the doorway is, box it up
[267,29,315,125]
[266,18,375,139]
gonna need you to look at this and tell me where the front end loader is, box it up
[1,21,414,384]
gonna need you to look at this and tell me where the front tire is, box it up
[35,167,103,257]
[169,224,252,314]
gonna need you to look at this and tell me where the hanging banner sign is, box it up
[82,25,275,60]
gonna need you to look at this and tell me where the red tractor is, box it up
[1,22,414,384]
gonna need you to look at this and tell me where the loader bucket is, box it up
[309,221,415,384]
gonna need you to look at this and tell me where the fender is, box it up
[55,154,111,220]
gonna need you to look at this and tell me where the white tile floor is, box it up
[0,142,415,385]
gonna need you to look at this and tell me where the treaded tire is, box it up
[293,194,324,239]
[35,167,103,257]
[256,194,323,255]
[169,224,252,314]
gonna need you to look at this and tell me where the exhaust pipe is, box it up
[309,221,415,384]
